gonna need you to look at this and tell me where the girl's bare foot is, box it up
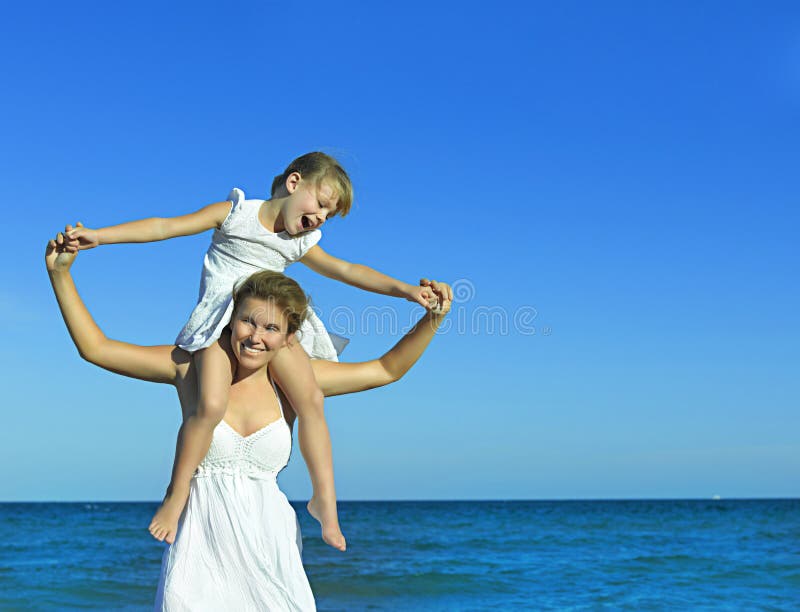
[148,487,189,544]
[307,496,346,551]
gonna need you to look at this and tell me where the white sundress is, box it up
[175,188,345,360]
[154,384,315,611]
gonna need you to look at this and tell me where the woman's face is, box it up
[229,297,292,370]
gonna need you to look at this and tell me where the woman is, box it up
[46,234,451,610]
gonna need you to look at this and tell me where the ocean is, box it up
[0,499,797,610]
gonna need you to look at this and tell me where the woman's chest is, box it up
[225,390,283,437]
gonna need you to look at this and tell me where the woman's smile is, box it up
[241,343,266,355]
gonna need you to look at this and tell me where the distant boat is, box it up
[712,495,722,500]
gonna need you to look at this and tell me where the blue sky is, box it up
[1,1,798,501]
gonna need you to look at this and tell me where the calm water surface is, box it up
[0,500,797,610]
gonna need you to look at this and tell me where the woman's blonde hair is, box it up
[232,271,308,335]
[271,151,353,218]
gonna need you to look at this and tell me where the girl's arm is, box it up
[311,280,452,397]
[46,234,178,384]
[65,200,232,250]
[300,245,435,308]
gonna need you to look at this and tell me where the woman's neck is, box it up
[260,197,287,233]
[232,363,270,386]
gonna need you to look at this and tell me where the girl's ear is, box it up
[285,172,302,193]
[284,331,296,348]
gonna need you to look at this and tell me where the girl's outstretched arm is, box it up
[310,280,452,397]
[46,232,179,384]
[300,245,436,308]
[64,200,231,250]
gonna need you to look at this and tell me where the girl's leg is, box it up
[149,337,233,543]
[270,342,346,551]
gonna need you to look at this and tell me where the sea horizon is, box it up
[2,495,797,503]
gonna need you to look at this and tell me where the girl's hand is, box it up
[404,283,438,310]
[45,232,77,272]
[420,279,453,316]
[65,222,99,251]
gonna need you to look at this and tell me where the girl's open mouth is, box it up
[301,216,311,229]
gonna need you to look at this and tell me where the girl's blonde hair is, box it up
[271,151,353,217]
[232,271,308,335]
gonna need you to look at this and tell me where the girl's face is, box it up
[282,175,339,235]
[229,297,293,370]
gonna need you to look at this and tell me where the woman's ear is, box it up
[285,172,302,193]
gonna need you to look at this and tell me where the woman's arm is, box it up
[311,281,452,397]
[64,200,232,250]
[46,234,179,384]
[300,245,435,308]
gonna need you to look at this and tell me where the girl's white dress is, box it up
[154,387,315,611]
[175,188,344,360]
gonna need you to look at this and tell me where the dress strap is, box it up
[268,374,286,420]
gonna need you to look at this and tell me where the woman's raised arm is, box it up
[46,232,179,384]
[311,281,452,397]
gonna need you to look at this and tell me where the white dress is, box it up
[175,188,344,360]
[154,388,315,611]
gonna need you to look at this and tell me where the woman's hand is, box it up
[64,221,99,251]
[420,278,453,316]
[45,230,77,273]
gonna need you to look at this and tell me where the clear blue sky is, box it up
[2,1,798,501]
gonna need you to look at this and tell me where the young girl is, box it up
[65,152,436,548]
